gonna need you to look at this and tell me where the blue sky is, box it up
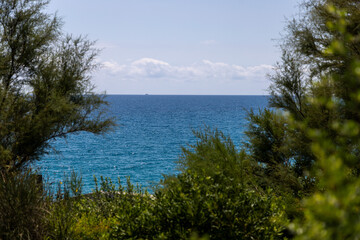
[47,0,300,95]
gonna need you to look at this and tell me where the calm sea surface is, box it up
[38,95,268,193]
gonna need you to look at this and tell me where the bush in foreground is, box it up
[0,171,49,240]
[45,129,287,240]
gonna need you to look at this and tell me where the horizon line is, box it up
[100,93,270,96]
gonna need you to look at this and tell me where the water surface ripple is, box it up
[38,95,268,193]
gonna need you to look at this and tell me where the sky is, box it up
[46,0,300,95]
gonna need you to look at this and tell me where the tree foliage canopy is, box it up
[244,0,360,197]
[0,0,114,172]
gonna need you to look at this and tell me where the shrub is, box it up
[0,170,49,240]
[153,169,287,239]
[149,128,288,239]
[46,171,85,239]
[44,129,288,239]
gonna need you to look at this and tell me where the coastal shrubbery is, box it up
[42,130,286,239]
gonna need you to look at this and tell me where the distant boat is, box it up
[145,94,149,95]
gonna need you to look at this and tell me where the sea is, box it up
[37,95,269,193]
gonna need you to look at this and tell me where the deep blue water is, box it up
[38,95,268,193]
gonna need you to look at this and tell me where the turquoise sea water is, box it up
[38,95,268,193]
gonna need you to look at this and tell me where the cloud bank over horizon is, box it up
[94,58,273,95]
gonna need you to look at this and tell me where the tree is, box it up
[284,0,360,122]
[245,0,360,196]
[245,109,304,194]
[290,6,360,238]
[0,0,114,173]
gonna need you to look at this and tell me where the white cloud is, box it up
[94,58,273,94]
[101,58,272,82]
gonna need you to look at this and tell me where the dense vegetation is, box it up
[1,0,360,239]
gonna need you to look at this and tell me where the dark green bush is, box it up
[0,170,49,240]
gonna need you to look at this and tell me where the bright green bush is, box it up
[46,175,155,240]
[93,177,156,239]
[46,172,83,239]
[152,169,287,240]
[72,209,117,240]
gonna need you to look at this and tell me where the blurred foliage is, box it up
[289,5,360,239]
